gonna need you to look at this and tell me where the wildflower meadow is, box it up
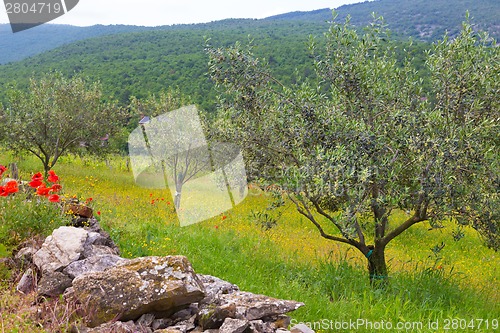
[0,150,497,332]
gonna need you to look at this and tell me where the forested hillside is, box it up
[334,0,499,41]
[0,0,496,111]
[0,24,152,64]
[0,19,332,111]
[1,0,497,65]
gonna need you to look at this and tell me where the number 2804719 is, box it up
[5,2,64,14]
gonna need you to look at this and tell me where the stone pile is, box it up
[13,219,313,333]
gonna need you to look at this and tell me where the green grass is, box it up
[0,150,498,332]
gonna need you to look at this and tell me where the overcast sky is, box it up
[1,0,366,27]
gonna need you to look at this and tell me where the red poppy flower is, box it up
[5,180,18,194]
[0,186,7,196]
[48,194,60,202]
[29,179,43,188]
[97,211,101,216]
[50,184,62,192]
[47,170,59,183]
[29,172,44,188]
[32,172,43,181]
[36,184,51,196]
[221,215,227,220]
[0,165,7,177]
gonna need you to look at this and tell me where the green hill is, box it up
[334,0,499,41]
[0,19,329,111]
[0,24,153,65]
[1,0,497,65]
[0,0,496,111]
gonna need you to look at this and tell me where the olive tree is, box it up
[0,72,125,174]
[207,15,499,284]
[128,92,210,210]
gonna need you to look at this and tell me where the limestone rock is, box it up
[266,315,291,329]
[175,315,196,332]
[220,318,249,333]
[82,245,119,258]
[170,303,199,324]
[136,313,156,328]
[161,324,187,333]
[151,318,174,331]
[154,328,185,333]
[82,231,120,258]
[198,274,239,304]
[63,254,126,279]
[37,271,72,297]
[223,292,303,321]
[71,255,205,327]
[16,268,36,294]
[85,320,140,333]
[198,302,237,329]
[15,246,37,264]
[248,320,274,333]
[63,286,75,300]
[33,226,88,273]
[199,291,303,328]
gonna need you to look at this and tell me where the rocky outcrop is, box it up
[14,222,310,333]
[71,255,205,327]
[197,291,303,330]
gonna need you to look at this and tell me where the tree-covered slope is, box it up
[0,19,329,111]
[0,24,153,64]
[334,0,499,41]
[1,0,497,65]
[0,0,494,111]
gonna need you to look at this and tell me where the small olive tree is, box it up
[0,72,125,174]
[129,93,210,210]
[207,15,499,284]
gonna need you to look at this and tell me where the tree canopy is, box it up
[207,15,499,284]
[0,72,125,173]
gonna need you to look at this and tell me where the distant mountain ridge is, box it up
[334,0,499,41]
[0,0,498,65]
[0,24,152,65]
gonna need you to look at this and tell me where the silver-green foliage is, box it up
[0,72,125,173]
[207,13,499,279]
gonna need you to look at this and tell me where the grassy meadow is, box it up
[0,150,498,332]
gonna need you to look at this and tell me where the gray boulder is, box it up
[33,226,88,273]
[198,291,303,330]
[63,254,126,279]
[220,318,249,333]
[248,319,275,333]
[222,292,303,321]
[37,271,73,297]
[84,320,140,333]
[198,274,239,304]
[15,246,37,264]
[16,268,36,294]
[82,231,120,258]
[71,255,205,327]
